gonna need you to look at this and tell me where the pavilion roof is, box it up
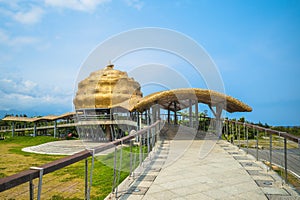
[132,88,252,113]
[2,112,76,123]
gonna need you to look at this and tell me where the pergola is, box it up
[2,112,76,137]
[131,88,252,134]
[133,88,251,113]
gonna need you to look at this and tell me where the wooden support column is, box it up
[136,111,142,130]
[195,100,199,128]
[157,104,160,120]
[34,122,37,137]
[54,120,57,138]
[216,104,223,138]
[11,121,15,137]
[189,99,193,128]
[137,111,140,130]
[151,105,156,123]
[146,109,150,126]
[167,108,170,124]
[174,102,178,125]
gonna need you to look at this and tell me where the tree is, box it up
[238,117,245,123]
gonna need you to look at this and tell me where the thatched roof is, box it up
[132,88,252,113]
[2,116,38,123]
[73,64,251,114]
[2,112,76,122]
[73,64,143,110]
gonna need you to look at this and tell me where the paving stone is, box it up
[123,194,144,200]
[223,147,237,151]
[255,180,275,187]
[244,166,263,171]
[150,160,165,166]
[261,187,290,195]
[265,194,299,200]
[247,170,262,175]
[252,175,274,181]
[233,156,251,160]
[135,181,152,188]
[126,186,149,195]
[136,175,156,182]
[228,151,240,155]
[146,167,161,172]
[240,162,259,167]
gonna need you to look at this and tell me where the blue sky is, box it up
[0,0,299,126]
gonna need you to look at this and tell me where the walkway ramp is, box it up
[116,125,299,199]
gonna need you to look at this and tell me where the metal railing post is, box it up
[129,140,133,177]
[284,137,288,184]
[151,126,155,152]
[235,121,238,144]
[85,159,88,200]
[88,149,95,200]
[256,128,259,161]
[246,126,249,154]
[139,135,142,166]
[269,132,272,171]
[115,141,123,198]
[147,128,150,155]
[112,146,117,194]
[238,124,240,149]
[147,109,150,155]
[243,122,246,145]
[30,167,44,200]
[29,175,34,200]
[231,122,234,144]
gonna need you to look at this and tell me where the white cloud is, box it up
[0,0,20,9]
[0,77,72,113]
[124,0,144,10]
[13,6,44,25]
[0,29,38,47]
[0,1,44,25]
[0,78,37,95]
[45,0,111,12]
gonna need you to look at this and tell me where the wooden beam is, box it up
[208,105,217,118]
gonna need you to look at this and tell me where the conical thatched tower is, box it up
[74,64,143,110]
[73,64,143,142]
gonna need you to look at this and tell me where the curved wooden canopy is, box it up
[132,88,252,113]
[2,112,76,123]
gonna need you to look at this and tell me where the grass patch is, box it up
[0,137,149,199]
[50,195,82,200]
[0,172,6,178]
[0,136,63,176]
[2,136,58,155]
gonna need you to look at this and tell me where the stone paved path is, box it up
[21,127,300,199]
[111,126,300,200]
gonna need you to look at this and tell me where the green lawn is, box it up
[0,136,146,200]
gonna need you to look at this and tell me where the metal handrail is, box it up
[0,120,160,192]
[223,119,300,185]
[224,119,300,143]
